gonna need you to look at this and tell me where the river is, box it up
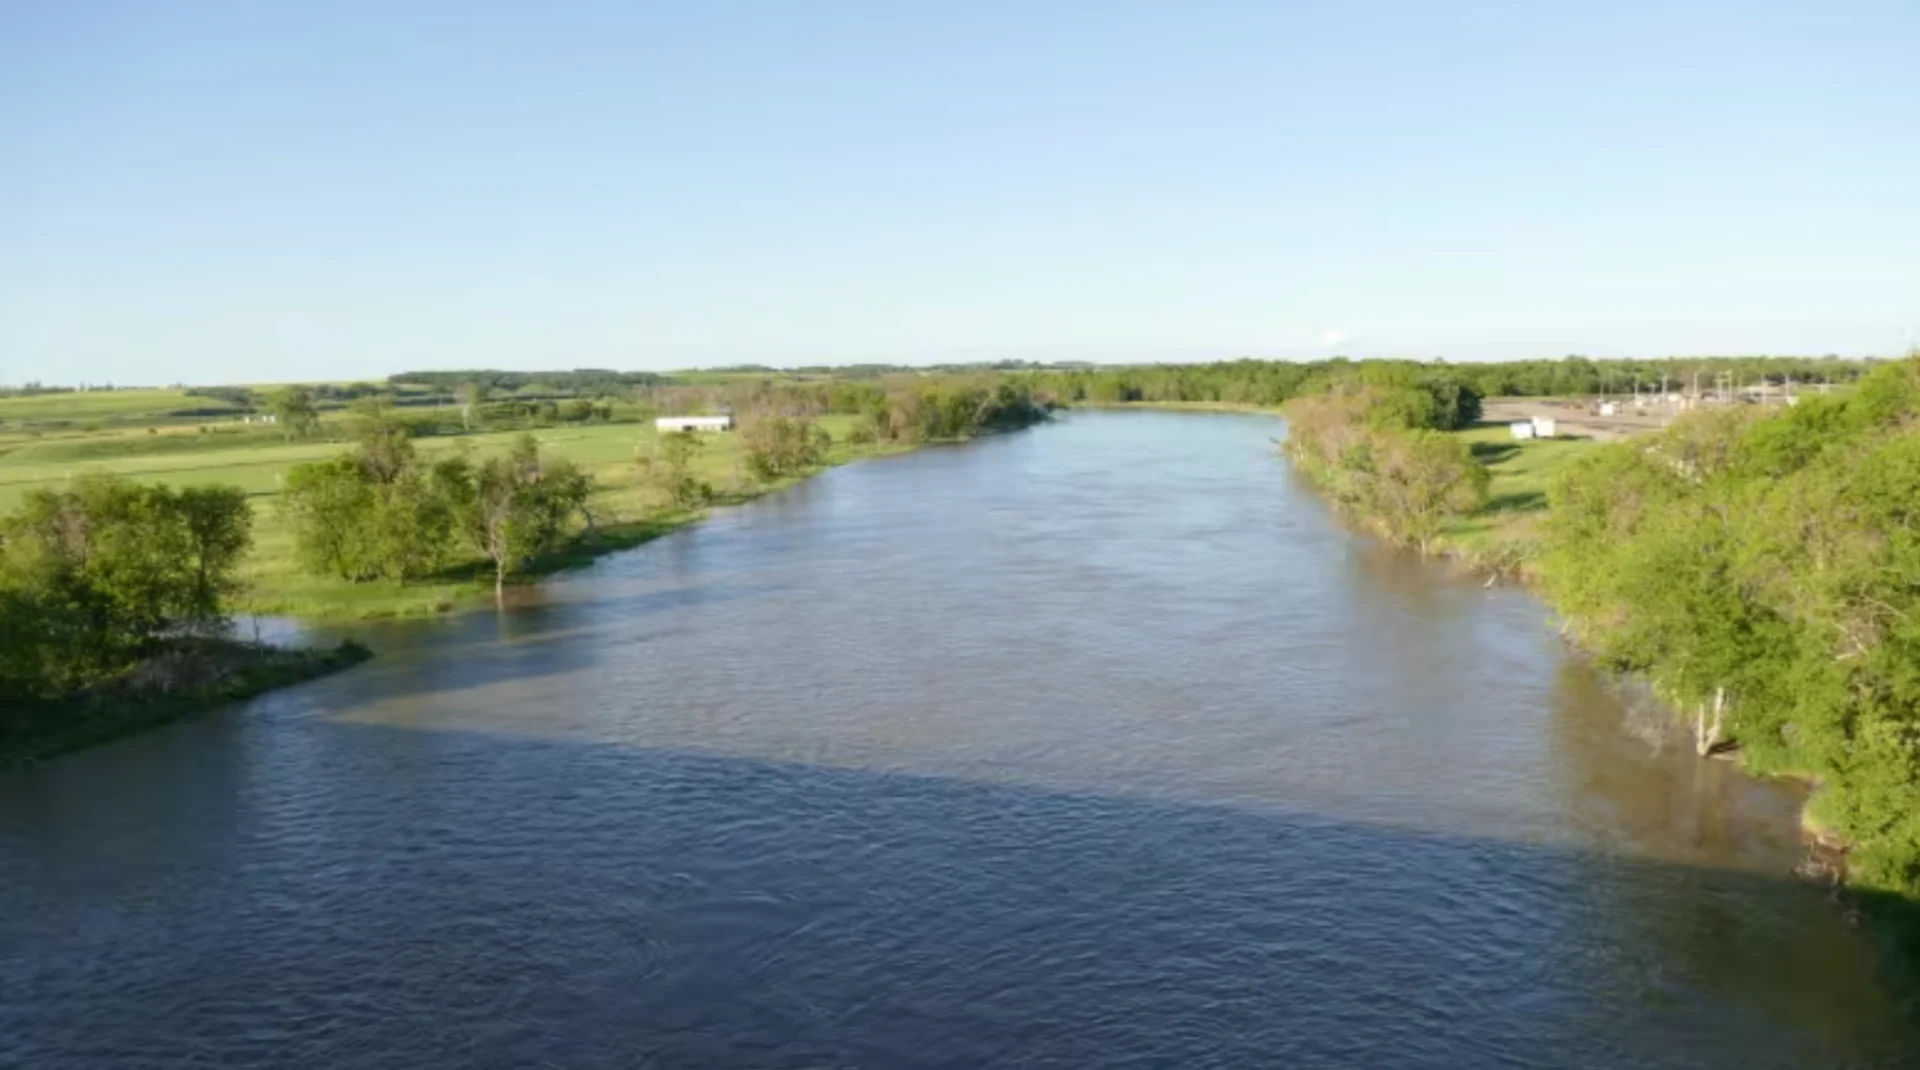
[2,410,1914,1067]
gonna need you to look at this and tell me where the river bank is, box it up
[234,423,923,622]
[1278,376,1920,1009]
[0,437,918,765]
[1085,400,1593,577]
[0,637,369,768]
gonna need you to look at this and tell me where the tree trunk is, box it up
[494,558,506,603]
[1696,688,1726,756]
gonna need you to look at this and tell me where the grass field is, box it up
[1435,423,1595,569]
[0,387,247,427]
[0,412,908,620]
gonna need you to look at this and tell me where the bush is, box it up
[642,430,712,507]
[278,409,454,582]
[436,435,594,598]
[862,381,1050,443]
[740,413,830,480]
[1281,382,1489,550]
[0,475,252,697]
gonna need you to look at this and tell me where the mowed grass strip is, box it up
[1436,422,1594,564]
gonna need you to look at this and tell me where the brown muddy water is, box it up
[2,410,1914,1068]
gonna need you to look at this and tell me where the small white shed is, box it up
[655,415,733,433]
[1509,421,1536,440]
[1530,416,1557,438]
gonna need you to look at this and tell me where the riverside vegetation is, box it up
[1539,357,1920,987]
[259,380,1050,610]
[0,472,367,765]
[1276,355,1920,991]
[2,376,1052,619]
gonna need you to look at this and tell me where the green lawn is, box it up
[1437,423,1595,567]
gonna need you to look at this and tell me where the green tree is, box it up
[0,474,253,696]
[279,409,452,583]
[267,385,322,439]
[443,435,593,600]
[740,413,829,480]
[279,457,380,580]
[1280,381,1490,549]
[457,381,487,431]
[169,485,254,628]
[1364,430,1490,549]
[349,398,415,483]
[647,430,712,508]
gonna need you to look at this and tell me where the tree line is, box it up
[259,387,633,443]
[1537,357,1920,931]
[638,376,1050,437]
[389,368,668,396]
[849,380,1054,443]
[634,379,1052,511]
[1279,366,1489,550]
[1018,355,1880,409]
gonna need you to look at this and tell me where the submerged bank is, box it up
[0,637,370,767]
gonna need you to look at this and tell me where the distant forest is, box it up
[4,354,1883,403]
[1022,355,1877,408]
[387,369,670,395]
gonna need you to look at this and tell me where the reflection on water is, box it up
[1,411,1914,1068]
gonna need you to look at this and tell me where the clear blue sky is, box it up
[3,1,1915,384]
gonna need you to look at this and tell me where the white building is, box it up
[655,415,733,433]
[1509,421,1536,440]
[1531,416,1557,438]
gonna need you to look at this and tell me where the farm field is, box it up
[0,411,897,619]
[0,387,247,427]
